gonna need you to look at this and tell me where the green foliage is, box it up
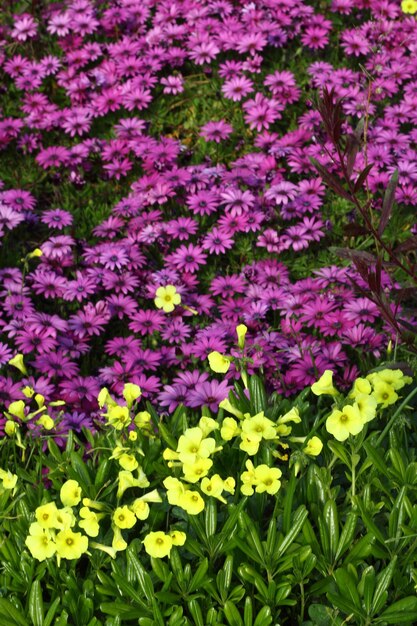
[0,369,417,624]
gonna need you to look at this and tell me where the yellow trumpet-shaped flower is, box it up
[8,353,27,375]
[311,370,338,396]
[254,464,282,495]
[183,457,213,483]
[208,351,231,374]
[170,530,186,546]
[236,324,247,349]
[303,436,323,457]
[200,474,226,503]
[60,479,82,507]
[221,417,240,441]
[154,285,181,313]
[79,507,101,537]
[122,383,142,408]
[401,0,417,14]
[241,412,276,442]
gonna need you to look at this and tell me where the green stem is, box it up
[375,385,417,447]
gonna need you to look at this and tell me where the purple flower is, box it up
[188,379,233,412]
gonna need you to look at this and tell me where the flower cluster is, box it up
[313,369,413,441]
[0,0,416,432]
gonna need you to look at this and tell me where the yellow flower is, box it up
[36,415,54,430]
[4,420,17,437]
[326,404,364,441]
[355,394,377,423]
[129,431,138,441]
[303,436,323,457]
[143,531,173,558]
[402,0,417,13]
[90,542,117,559]
[60,480,82,507]
[154,285,181,313]
[163,477,186,506]
[117,469,149,499]
[236,324,247,349]
[240,460,256,496]
[218,399,244,419]
[131,500,150,520]
[118,453,139,472]
[349,377,372,398]
[254,465,282,495]
[7,400,26,420]
[122,383,142,408]
[179,490,205,515]
[311,370,338,396]
[200,474,226,503]
[113,505,136,529]
[241,412,276,442]
[0,469,17,492]
[170,530,186,546]
[105,405,131,430]
[8,353,27,375]
[223,477,236,494]
[208,351,231,373]
[112,526,127,552]
[221,417,240,441]
[25,523,56,561]
[98,387,116,409]
[55,529,88,560]
[27,248,43,258]
[54,507,76,531]
[239,433,260,456]
[198,416,219,437]
[177,427,216,464]
[22,386,35,398]
[79,507,101,537]
[36,502,59,529]
[277,407,301,425]
[134,410,152,429]
[371,381,398,408]
[183,457,213,483]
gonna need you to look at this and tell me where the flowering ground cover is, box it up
[1,0,417,624]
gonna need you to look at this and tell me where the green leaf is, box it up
[326,593,365,619]
[371,557,397,614]
[188,599,204,626]
[334,568,361,609]
[188,558,209,593]
[248,375,267,413]
[0,599,28,626]
[243,597,253,626]
[277,506,308,558]
[344,533,375,564]
[28,580,44,626]
[334,512,357,562]
[223,600,244,626]
[327,440,351,467]
[359,566,375,615]
[324,500,339,563]
[205,497,217,537]
[43,597,60,626]
[377,596,417,623]
[127,548,154,602]
[253,606,272,626]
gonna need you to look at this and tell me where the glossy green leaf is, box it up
[188,599,204,626]
[0,599,28,626]
[28,580,44,626]
[377,596,417,623]
[372,557,397,615]
[334,568,361,608]
[188,558,209,593]
[205,497,217,537]
[224,600,243,626]
[127,548,154,602]
[253,606,272,626]
[243,597,253,626]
